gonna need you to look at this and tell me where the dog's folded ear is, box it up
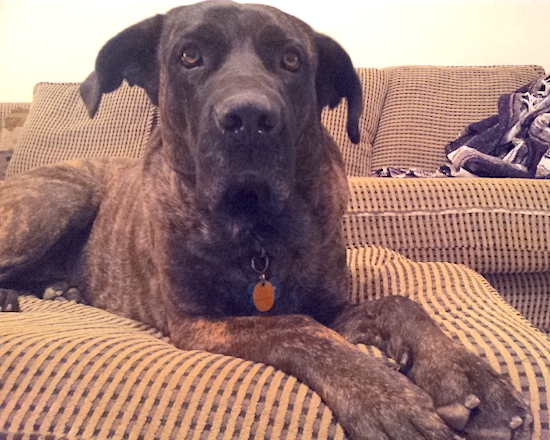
[314,34,363,144]
[80,14,164,118]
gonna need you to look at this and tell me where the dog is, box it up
[0,1,532,439]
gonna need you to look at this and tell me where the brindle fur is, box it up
[0,2,532,439]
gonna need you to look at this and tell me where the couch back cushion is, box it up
[321,67,388,176]
[371,65,545,173]
[6,82,157,178]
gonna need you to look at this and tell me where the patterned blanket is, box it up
[446,73,550,178]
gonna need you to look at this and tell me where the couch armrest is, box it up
[344,177,550,274]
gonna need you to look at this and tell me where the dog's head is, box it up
[80,0,362,228]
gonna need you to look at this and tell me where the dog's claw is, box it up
[464,394,480,409]
[436,402,471,431]
[436,395,479,431]
[511,413,532,431]
[43,281,70,300]
[43,282,84,303]
[63,287,84,303]
[510,416,523,430]
[394,347,412,373]
[398,351,410,370]
[0,288,20,312]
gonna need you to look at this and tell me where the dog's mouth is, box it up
[220,181,279,221]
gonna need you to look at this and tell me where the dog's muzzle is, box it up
[201,91,292,222]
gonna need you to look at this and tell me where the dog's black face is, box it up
[162,4,311,222]
[80,0,362,234]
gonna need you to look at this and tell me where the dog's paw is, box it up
[43,281,85,304]
[0,288,20,312]
[359,379,460,440]
[404,340,533,440]
[328,353,459,440]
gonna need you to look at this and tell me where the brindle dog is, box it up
[0,2,532,439]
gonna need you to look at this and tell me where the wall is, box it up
[1,0,549,102]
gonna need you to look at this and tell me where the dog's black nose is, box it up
[216,95,280,136]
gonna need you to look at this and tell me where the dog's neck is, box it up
[141,127,347,317]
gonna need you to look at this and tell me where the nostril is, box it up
[258,114,276,134]
[220,113,244,133]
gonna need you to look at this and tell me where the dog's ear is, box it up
[314,34,363,144]
[80,14,164,118]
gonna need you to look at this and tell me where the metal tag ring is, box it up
[251,251,269,275]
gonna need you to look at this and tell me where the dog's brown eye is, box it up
[181,47,202,69]
[281,50,300,72]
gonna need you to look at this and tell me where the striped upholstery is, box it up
[321,68,388,176]
[5,82,157,178]
[345,177,550,274]
[371,65,546,174]
[484,273,550,334]
[0,297,345,440]
[344,176,550,331]
[1,248,549,439]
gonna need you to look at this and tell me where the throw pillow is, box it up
[6,82,157,178]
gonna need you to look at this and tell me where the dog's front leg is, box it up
[167,313,455,440]
[331,296,533,439]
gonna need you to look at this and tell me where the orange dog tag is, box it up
[253,280,275,312]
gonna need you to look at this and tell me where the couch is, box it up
[1,65,549,440]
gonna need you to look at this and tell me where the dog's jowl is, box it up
[0,2,532,439]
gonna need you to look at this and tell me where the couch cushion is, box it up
[344,176,550,274]
[1,247,548,439]
[484,272,550,333]
[371,65,546,173]
[322,68,388,176]
[0,297,348,440]
[6,82,157,178]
